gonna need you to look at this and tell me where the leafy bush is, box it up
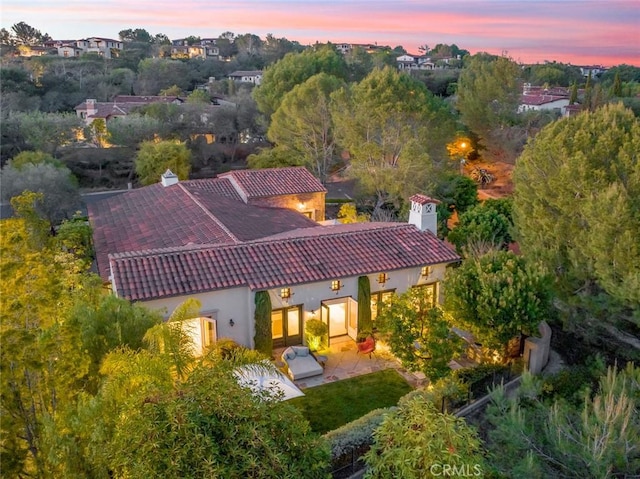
[323,407,393,460]
[541,355,606,405]
[454,363,514,399]
[304,319,328,351]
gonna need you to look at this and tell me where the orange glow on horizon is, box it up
[3,1,638,67]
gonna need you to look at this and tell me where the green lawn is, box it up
[288,369,413,434]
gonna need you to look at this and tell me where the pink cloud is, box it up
[2,0,638,65]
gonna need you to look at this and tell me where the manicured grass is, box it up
[288,369,413,434]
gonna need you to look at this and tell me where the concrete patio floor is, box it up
[274,336,427,390]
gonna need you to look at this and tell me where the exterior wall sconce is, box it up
[229,318,235,327]
[421,266,432,277]
[331,280,342,293]
[280,287,292,302]
[297,202,306,210]
[378,273,389,286]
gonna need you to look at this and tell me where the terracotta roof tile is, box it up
[409,194,440,205]
[109,224,460,301]
[88,184,237,279]
[220,167,326,198]
[181,177,242,201]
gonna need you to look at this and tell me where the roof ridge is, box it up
[250,222,411,243]
[177,183,240,243]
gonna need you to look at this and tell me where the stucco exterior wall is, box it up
[136,262,450,352]
[140,287,254,349]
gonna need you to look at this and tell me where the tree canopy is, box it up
[376,288,463,380]
[444,251,552,354]
[364,395,486,478]
[332,66,457,213]
[512,103,640,326]
[456,53,521,160]
[485,364,640,477]
[253,45,348,118]
[266,72,345,183]
[135,140,192,185]
[1,161,81,224]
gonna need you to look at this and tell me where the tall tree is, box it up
[444,251,552,354]
[376,288,463,380]
[267,73,345,183]
[513,104,640,345]
[1,162,81,225]
[0,197,99,477]
[12,111,83,155]
[332,66,456,213]
[11,21,49,45]
[485,365,640,477]
[253,45,348,119]
[135,140,191,185]
[447,198,514,255]
[456,53,521,160]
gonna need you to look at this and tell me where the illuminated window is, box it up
[331,280,342,292]
[377,273,389,285]
[421,266,432,277]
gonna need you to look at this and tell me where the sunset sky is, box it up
[2,0,638,66]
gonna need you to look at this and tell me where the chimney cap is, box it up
[409,194,440,205]
[161,169,179,187]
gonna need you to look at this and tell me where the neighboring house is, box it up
[563,103,583,117]
[396,54,418,70]
[74,37,123,58]
[170,39,219,59]
[74,96,187,125]
[57,44,83,58]
[333,43,382,55]
[579,65,607,77]
[228,71,263,85]
[16,45,52,57]
[88,167,460,356]
[518,94,570,113]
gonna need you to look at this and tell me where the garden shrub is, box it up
[454,363,514,399]
[304,319,328,351]
[323,407,393,460]
[541,355,606,405]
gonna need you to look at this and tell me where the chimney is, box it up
[408,194,440,236]
[161,169,179,187]
[86,98,97,116]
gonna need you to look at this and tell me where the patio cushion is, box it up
[292,346,309,357]
[282,347,296,360]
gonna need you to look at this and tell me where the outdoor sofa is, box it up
[281,345,323,381]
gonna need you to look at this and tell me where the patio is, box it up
[274,336,427,390]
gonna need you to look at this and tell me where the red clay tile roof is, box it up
[409,194,440,205]
[183,187,318,242]
[109,223,460,301]
[181,177,242,201]
[220,167,326,199]
[89,176,319,280]
[520,94,568,106]
[88,184,238,279]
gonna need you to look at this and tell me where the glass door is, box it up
[271,306,302,347]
